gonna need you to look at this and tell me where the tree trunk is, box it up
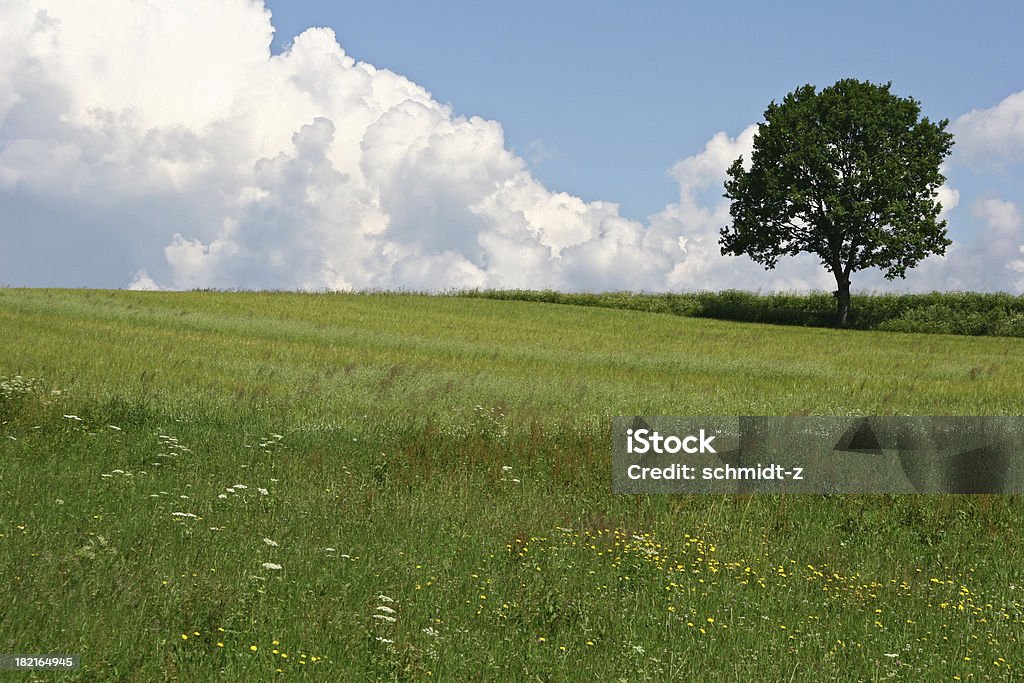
[834,274,851,327]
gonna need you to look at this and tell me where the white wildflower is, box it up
[258,488,269,496]
[376,605,396,614]
[217,493,228,499]
[233,484,248,490]
[377,594,395,603]
[371,614,396,623]
[375,637,393,643]
[108,425,122,431]
[263,537,279,547]
[422,626,440,638]
[261,562,282,570]
[171,512,197,518]
[63,415,82,421]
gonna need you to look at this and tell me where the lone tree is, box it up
[720,79,954,325]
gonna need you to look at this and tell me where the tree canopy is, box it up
[720,79,955,325]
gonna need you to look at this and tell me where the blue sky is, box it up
[1,1,1023,292]
[265,1,1024,223]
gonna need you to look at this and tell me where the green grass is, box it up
[1,288,1023,681]
[459,288,1024,337]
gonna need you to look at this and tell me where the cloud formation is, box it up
[954,90,1024,169]
[0,0,1021,293]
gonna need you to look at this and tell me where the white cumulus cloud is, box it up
[953,90,1024,168]
[2,0,686,291]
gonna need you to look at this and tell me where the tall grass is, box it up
[459,289,1024,337]
[1,289,1023,680]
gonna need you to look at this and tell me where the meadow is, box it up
[460,289,1024,337]
[1,288,1023,681]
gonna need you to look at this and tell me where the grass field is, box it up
[2,288,1023,681]
[459,289,1024,337]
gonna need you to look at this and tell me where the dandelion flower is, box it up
[250,645,258,652]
